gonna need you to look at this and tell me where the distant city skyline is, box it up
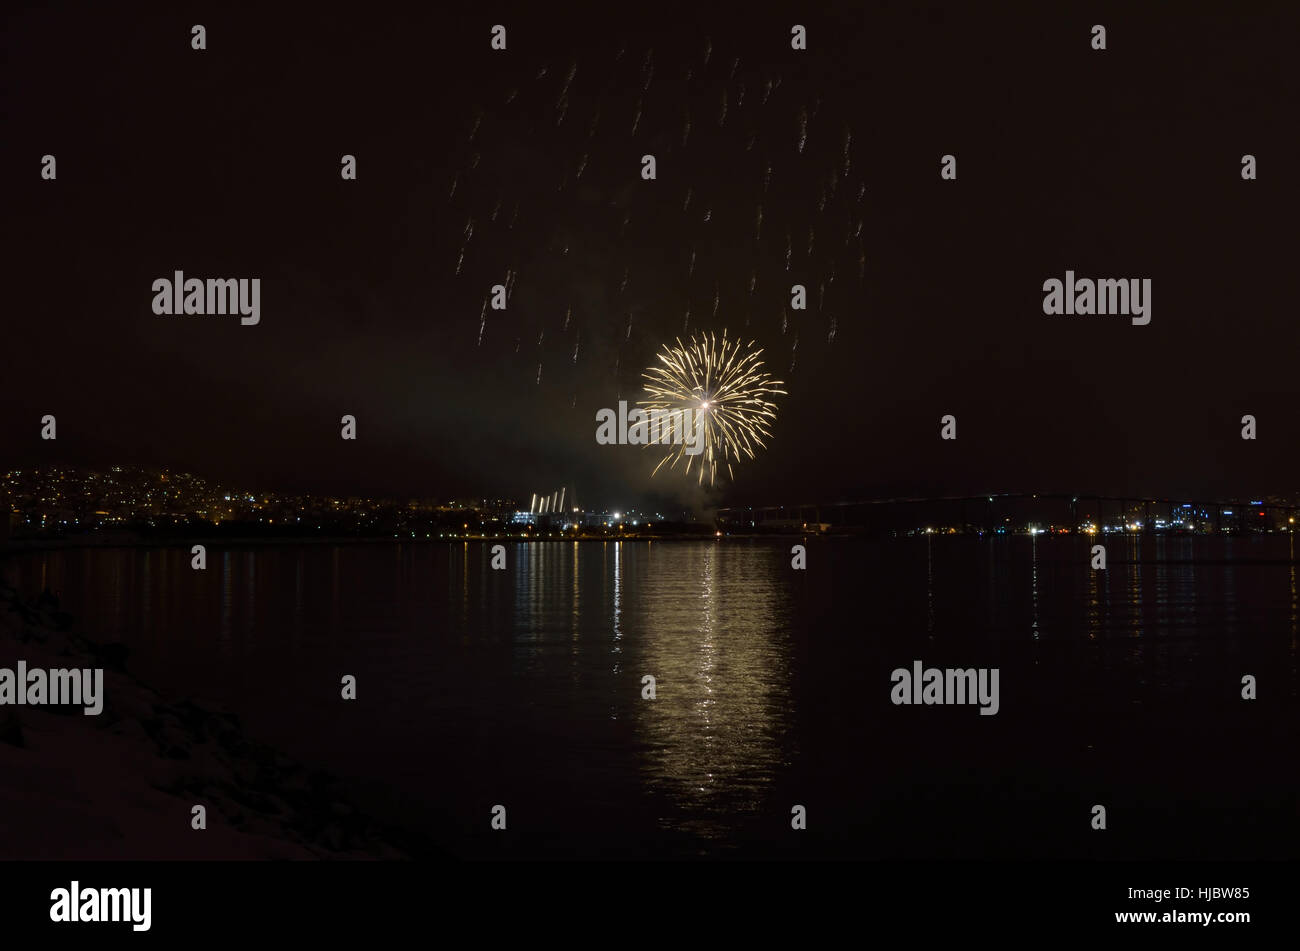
[5,463,1296,541]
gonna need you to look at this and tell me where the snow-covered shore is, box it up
[0,582,408,860]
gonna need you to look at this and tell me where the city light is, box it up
[4,466,1295,543]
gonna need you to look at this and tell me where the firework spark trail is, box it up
[559,61,578,100]
[448,39,866,390]
[639,331,787,486]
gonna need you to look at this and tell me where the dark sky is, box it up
[4,2,1298,510]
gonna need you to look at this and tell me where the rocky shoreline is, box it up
[0,582,413,860]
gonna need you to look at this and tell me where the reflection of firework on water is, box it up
[639,331,787,485]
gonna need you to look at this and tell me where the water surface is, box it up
[6,534,1297,859]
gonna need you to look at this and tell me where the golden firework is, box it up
[639,331,787,485]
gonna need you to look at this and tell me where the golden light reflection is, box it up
[630,542,789,834]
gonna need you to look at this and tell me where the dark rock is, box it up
[91,642,131,671]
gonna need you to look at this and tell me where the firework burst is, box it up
[640,331,787,485]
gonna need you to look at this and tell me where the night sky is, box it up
[4,2,1298,510]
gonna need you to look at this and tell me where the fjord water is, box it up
[6,535,1297,859]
